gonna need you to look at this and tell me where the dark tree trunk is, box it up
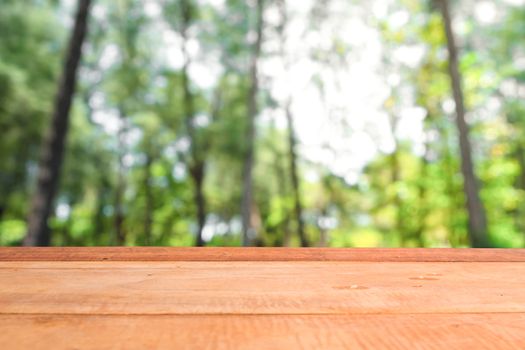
[114,112,127,246]
[285,104,309,247]
[0,204,5,246]
[277,0,306,247]
[180,0,207,247]
[93,184,107,245]
[24,0,92,246]
[190,162,206,246]
[241,0,264,246]
[143,151,154,245]
[438,0,490,247]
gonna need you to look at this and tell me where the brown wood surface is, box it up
[1,247,525,261]
[2,313,524,350]
[0,248,524,349]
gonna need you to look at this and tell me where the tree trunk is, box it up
[388,113,405,245]
[277,0,308,247]
[317,207,328,247]
[515,143,525,246]
[516,143,525,190]
[114,111,127,246]
[0,204,5,246]
[285,104,309,247]
[414,145,430,247]
[241,0,264,246]
[441,126,464,246]
[180,0,207,247]
[24,0,91,246]
[190,162,206,247]
[273,144,291,247]
[143,151,154,245]
[438,0,490,247]
[93,183,107,245]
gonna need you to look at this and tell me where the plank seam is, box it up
[2,311,525,317]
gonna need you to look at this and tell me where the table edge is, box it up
[0,247,524,262]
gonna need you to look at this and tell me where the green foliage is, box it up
[0,0,524,247]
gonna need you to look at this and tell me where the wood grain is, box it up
[1,247,524,261]
[1,313,524,350]
[0,261,523,315]
[1,248,524,349]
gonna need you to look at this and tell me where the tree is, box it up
[180,0,207,246]
[114,109,128,245]
[2,0,522,249]
[24,0,92,246]
[241,0,264,246]
[0,3,60,241]
[437,0,490,247]
[277,0,309,247]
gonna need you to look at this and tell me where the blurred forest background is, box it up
[0,0,524,247]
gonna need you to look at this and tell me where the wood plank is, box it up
[1,261,523,315]
[1,313,524,350]
[1,247,524,262]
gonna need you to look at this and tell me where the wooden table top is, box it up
[1,248,524,349]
